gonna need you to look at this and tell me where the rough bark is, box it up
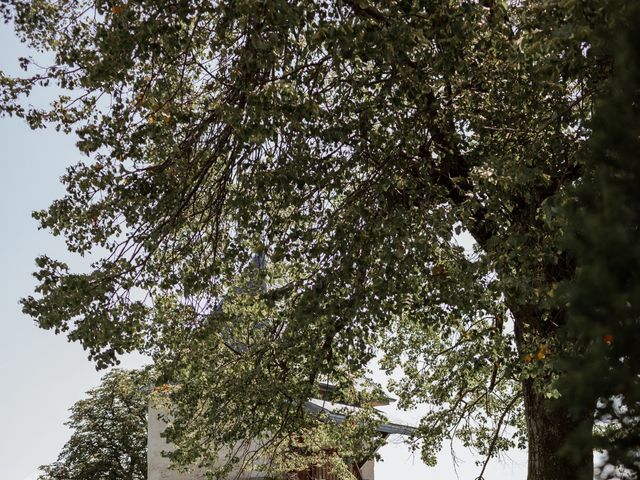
[522,377,593,480]
[512,306,594,480]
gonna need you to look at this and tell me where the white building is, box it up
[148,384,414,480]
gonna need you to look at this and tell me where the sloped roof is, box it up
[304,399,415,436]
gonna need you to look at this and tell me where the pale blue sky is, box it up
[0,23,148,480]
[0,20,526,480]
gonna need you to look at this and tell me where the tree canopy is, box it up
[1,0,633,479]
[37,369,150,480]
[558,2,640,476]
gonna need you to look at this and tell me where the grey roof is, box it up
[303,401,415,436]
[316,381,396,406]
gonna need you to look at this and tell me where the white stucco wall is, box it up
[148,406,207,480]
[148,405,377,480]
[148,406,269,480]
[359,460,375,480]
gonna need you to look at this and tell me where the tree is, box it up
[37,368,150,480]
[558,2,640,477]
[0,1,617,479]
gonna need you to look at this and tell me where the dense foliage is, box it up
[37,369,149,480]
[1,1,630,478]
[558,2,640,477]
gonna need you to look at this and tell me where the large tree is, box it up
[37,369,149,480]
[558,2,640,477]
[0,1,619,478]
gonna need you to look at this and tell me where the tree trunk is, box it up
[511,305,594,480]
[523,377,593,480]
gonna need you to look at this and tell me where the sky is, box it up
[0,20,526,480]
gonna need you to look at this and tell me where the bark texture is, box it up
[523,378,593,480]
